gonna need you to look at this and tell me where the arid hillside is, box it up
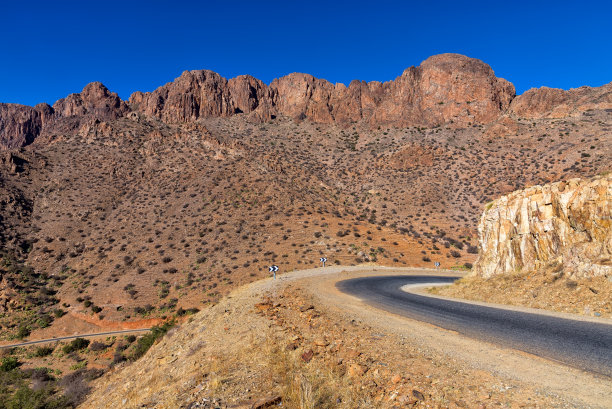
[0,53,610,338]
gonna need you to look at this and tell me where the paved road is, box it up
[0,328,151,349]
[337,275,612,377]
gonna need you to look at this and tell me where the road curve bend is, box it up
[336,275,612,377]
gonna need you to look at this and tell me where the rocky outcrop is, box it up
[0,83,129,150]
[0,103,46,150]
[2,53,610,150]
[474,175,612,279]
[52,82,129,120]
[130,53,516,127]
[509,82,612,119]
[129,71,275,123]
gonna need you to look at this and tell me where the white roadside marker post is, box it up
[269,265,278,279]
[320,257,327,267]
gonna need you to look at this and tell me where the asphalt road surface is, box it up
[0,328,151,349]
[337,275,612,377]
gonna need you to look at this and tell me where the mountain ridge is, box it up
[1,53,611,150]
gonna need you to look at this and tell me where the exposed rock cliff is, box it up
[510,83,612,119]
[0,103,45,150]
[1,53,611,150]
[130,53,516,127]
[474,175,612,279]
[52,81,129,120]
[0,82,128,150]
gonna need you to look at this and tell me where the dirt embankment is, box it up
[82,266,611,409]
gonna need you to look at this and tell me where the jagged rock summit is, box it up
[1,53,611,150]
[129,53,516,127]
[474,175,612,279]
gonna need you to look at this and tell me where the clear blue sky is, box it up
[1,0,610,106]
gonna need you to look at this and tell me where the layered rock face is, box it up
[474,176,612,279]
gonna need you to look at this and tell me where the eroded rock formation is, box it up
[474,175,612,278]
[131,53,516,127]
[0,103,45,150]
[510,83,612,119]
[1,53,611,150]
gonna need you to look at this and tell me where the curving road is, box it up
[337,275,612,377]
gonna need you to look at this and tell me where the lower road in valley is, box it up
[0,328,151,349]
[337,275,612,377]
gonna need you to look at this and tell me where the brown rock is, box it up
[0,103,46,150]
[254,302,272,312]
[313,337,329,347]
[348,363,368,377]
[344,348,361,359]
[300,349,314,363]
[509,82,612,119]
[411,389,425,401]
[53,82,128,120]
[129,53,516,128]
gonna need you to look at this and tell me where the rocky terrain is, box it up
[82,267,581,409]
[0,53,610,406]
[0,52,609,334]
[436,175,612,316]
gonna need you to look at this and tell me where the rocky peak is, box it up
[52,81,129,120]
[129,53,517,127]
[474,175,612,279]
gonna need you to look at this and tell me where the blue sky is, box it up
[1,0,610,106]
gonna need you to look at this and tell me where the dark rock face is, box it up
[0,104,45,150]
[129,71,275,123]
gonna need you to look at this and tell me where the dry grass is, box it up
[432,271,612,317]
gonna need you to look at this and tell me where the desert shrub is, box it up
[3,385,69,409]
[467,245,478,254]
[112,352,125,365]
[53,308,66,318]
[0,356,19,372]
[464,262,473,269]
[422,256,431,262]
[59,368,103,406]
[62,338,90,354]
[16,325,30,339]
[89,342,108,352]
[36,314,53,328]
[131,320,176,360]
[34,346,54,357]
[450,250,461,258]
